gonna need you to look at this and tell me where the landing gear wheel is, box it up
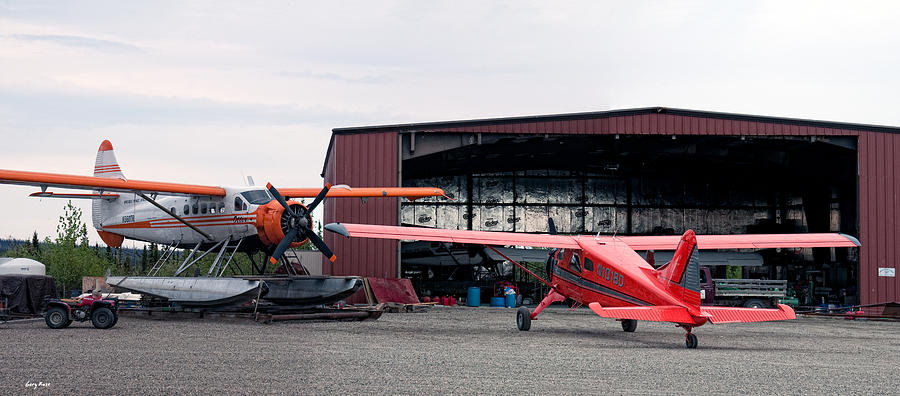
[516,307,532,331]
[743,299,766,308]
[45,307,70,329]
[685,333,698,349]
[621,319,637,332]
[91,307,116,329]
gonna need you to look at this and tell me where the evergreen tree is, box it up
[31,231,40,254]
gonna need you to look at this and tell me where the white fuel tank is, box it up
[0,258,46,275]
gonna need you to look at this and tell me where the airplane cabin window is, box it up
[570,254,581,273]
[184,204,190,215]
[170,207,176,215]
[234,197,242,211]
[210,205,216,214]
[201,203,208,214]
[584,258,594,272]
[218,202,225,213]
[700,269,707,284]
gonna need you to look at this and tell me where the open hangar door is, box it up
[399,132,859,307]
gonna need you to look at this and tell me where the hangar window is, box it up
[183,204,190,215]
[584,258,594,272]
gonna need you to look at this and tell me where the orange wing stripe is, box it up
[0,169,226,196]
[280,187,446,199]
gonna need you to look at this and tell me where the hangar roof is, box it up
[332,106,900,135]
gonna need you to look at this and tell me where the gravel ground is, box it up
[2,306,899,395]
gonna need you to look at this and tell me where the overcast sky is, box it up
[2,1,900,246]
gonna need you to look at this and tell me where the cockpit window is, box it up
[570,254,581,273]
[241,190,273,205]
[584,257,594,272]
[234,197,247,211]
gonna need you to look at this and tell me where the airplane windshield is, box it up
[241,190,273,205]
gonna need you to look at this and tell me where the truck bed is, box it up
[713,279,787,297]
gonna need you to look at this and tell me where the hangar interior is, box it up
[399,132,859,306]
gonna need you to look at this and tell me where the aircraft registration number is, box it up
[597,264,625,287]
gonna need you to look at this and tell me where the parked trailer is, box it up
[700,266,788,308]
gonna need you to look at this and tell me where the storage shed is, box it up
[322,107,898,306]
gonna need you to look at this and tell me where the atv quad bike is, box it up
[45,295,118,329]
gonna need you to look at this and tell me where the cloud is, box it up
[11,33,142,54]
[0,88,389,128]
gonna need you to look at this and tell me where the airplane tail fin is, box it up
[655,229,701,307]
[92,140,126,245]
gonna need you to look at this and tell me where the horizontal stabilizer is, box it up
[30,192,119,200]
[700,304,796,324]
[588,303,695,324]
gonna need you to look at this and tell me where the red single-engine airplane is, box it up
[325,221,860,348]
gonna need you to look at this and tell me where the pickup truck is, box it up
[699,266,788,308]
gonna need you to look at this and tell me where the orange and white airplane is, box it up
[0,140,445,275]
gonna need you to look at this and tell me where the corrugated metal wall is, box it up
[326,111,900,305]
[323,133,399,280]
[859,132,898,305]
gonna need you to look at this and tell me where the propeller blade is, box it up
[548,218,558,235]
[266,182,293,214]
[324,222,349,237]
[306,230,337,262]
[268,228,299,265]
[305,184,331,213]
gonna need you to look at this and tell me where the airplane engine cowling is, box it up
[255,200,309,248]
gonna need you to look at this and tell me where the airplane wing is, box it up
[616,233,860,250]
[325,223,581,249]
[0,169,447,200]
[700,304,796,324]
[279,187,446,200]
[588,303,695,324]
[0,169,226,196]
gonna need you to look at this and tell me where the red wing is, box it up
[279,187,446,200]
[327,223,580,249]
[617,233,860,250]
[588,303,695,324]
[700,304,796,324]
[0,169,226,196]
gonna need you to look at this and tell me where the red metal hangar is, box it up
[322,107,896,307]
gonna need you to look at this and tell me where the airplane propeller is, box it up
[266,182,336,265]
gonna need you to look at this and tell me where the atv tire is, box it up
[91,307,116,329]
[45,307,71,329]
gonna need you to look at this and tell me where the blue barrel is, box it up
[467,287,481,307]
[490,296,505,307]
[505,293,516,308]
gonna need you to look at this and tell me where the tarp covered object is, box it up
[0,275,57,314]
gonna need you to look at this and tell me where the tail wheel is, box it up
[45,307,70,329]
[621,319,637,332]
[685,333,698,349]
[91,307,115,329]
[516,307,532,331]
